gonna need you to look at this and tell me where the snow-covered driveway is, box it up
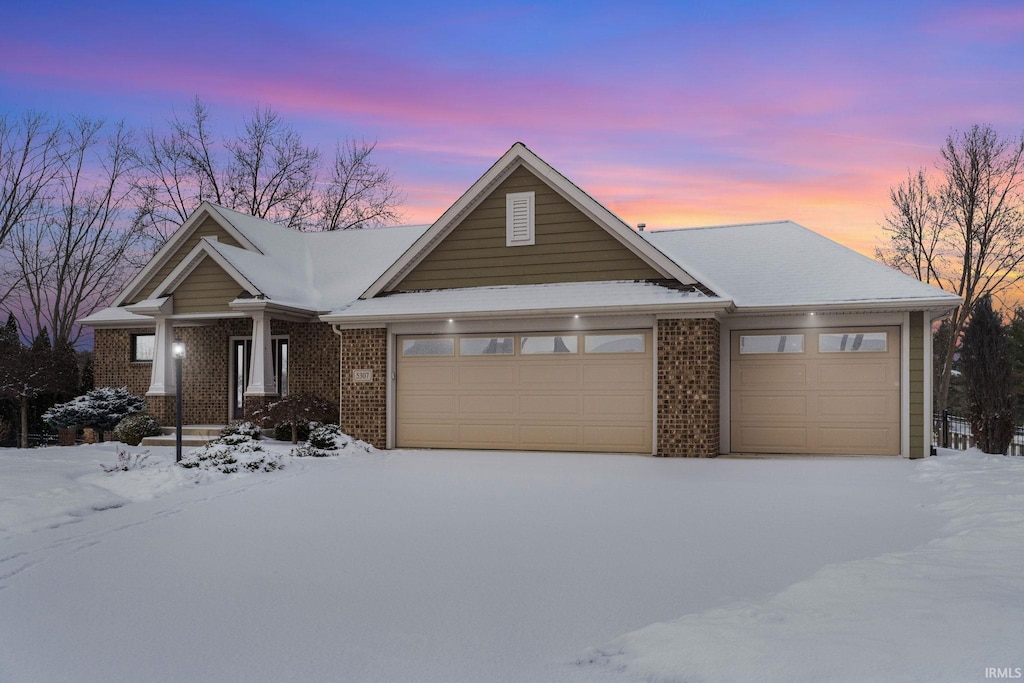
[0,445,1020,682]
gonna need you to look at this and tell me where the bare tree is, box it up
[4,117,142,346]
[319,140,403,230]
[0,112,66,303]
[133,99,401,245]
[877,124,1024,416]
[225,106,319,228]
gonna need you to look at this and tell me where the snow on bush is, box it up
[180,433,283,474]
[221,421,262,439]
[113,413,163,446]
[290,423,375,457]
[44,387,147,430]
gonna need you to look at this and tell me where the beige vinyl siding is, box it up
[392,165,661,291]
[131,216,242,303]
[170,256,245,313]
[909,312,924,458]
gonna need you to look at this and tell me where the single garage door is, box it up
[731,327,900,455]
[397,330,653,453]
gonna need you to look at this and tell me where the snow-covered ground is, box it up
[0,442,1021,682]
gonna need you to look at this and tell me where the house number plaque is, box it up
[352,369,373,382]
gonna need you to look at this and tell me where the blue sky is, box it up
[3,0,1023,253]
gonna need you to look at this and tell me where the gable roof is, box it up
[113,202,260,307]
[360,142,702,299]
[644,221,962,311]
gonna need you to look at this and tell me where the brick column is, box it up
[657,318,720,457]
[340,328,387,448]
[147,395,176,425]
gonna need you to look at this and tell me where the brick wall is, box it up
[275,321,339,407]
[94,319,340,426]
[340,328,387,447]
[93,328,153,398]
[657,318,720,457]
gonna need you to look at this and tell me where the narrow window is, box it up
[521,335,578,354]
[460,337,514,355]
[402,338,455,356]
[506,191,535,246]
[819,332,887,353]
[274,339,289,395]
[131,334,155,362]
[739,334,804,354]
[584,334,645,353]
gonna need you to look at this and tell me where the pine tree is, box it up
[961,297,1017,454]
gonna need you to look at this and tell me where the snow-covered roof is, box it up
[323,280,728,324]
[644,221,961,310]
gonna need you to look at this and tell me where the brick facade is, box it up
[657,318,720,457]
[339,328,387,448]
[95,319,340,426]
[93,328,153,398]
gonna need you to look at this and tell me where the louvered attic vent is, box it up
[505,191,535,246]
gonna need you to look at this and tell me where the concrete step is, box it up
[142,425,227,447]
[140,436,217,447]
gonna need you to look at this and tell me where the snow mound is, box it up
[581,450,1024,682]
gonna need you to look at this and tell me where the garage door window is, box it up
[402,338,454,356]
[460,337,514,355]
[521,335,578,354]
[740,334,804,354]
[585,333,645,353]
[819,332,887,352]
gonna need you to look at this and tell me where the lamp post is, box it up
[172,341,185,463]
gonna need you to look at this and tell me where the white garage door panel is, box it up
[458,365,515,385]
[818,426,895,451]
[731,327,900,455]
[459,394,515,415]
[735,363,808,387]
[735,394,808,418]
[737,425,809,449]
[397,330,653,453]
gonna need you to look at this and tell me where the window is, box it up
[402,338,454,356]
[131,334,155,362]
[739,334,804,354]
[506,191,535,246]
[819,332,887,353]
[275,339,289,394]
[584,333,645,353]
[460,337,514,355]
[521,335,578,354]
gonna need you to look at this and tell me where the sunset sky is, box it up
[3,0,1023,257]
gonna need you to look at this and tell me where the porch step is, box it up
[141,425,226,448]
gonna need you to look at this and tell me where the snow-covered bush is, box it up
[221,421,262,439]
[113,413,163,446]
[180,434,283,474]
[44,387,146,430]
[249,393,337,443]
[290,424,375,458]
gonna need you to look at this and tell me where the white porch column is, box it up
[245,311,277,395]
[147,315,176,395]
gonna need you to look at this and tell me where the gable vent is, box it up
[506,191,535,246]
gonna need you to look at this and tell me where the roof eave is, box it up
[320,298,734,327]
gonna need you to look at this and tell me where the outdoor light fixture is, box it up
[173,341,185,463]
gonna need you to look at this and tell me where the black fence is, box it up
[934,412,1024,456]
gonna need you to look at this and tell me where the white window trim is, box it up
[506,191,535,246]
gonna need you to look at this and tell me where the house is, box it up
[82,143,961,458]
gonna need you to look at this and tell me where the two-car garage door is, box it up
[396,330,653,453]
[730,327,901,455]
